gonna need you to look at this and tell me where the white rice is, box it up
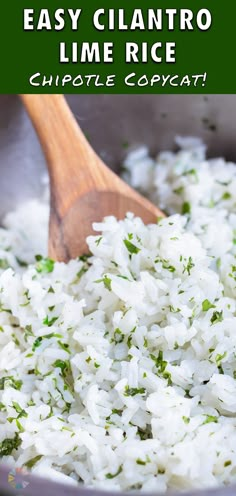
[1,137,236,492]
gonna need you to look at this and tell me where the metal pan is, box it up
[0,94,235,496]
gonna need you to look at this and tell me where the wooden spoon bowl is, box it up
[20,95,164,262]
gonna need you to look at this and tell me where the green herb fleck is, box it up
[16,419,24,432]
[123,239,140,255]
[183,257,195,276]
[215,352,227,366]
[0,259,10,270]
[75,266,88,281]
[16,257,28,267]
[202,415,218,425]
[32,333,62,352]
[95,236,103,246]
[124,386,146,397]
[114,328,124,343]
[136,459,146,465]
[35,255,55,274]
[112,409,122,416]
[202,299,216,312]
[53,359,71,379]
[182,202,191,215]
[24,454,43,469]
[12,401,27,418]
[43,315,58,327]
[58,341,70,354]
[211,311,223,325]
[95,275,112,291]
[0,376,22,391]
[106,466,123,479]
[173,186,184,195]
[0,433,21,457]
[222,192,231,200]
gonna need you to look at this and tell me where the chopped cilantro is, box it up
[16,419,24,432]
[43,315,58,327]
[53,359,71,378]
[79,254,92,262]
[182,202,191,215]
[222,192,231,200]
[24,324,33,342]
[124,386,146,397]
[0,376,22,391]
[150,351,172,385]
[154,257,176,273]
[75,266,88,281]
[95,275,112,291]
[169,305,180,313]
[95,236,103,246]
[111,260,118,268]
[16,257,28,267]
[32,333,62,351]
[12,334,20,346]
[114,328,124,343]
[173,186,184,195]
[0,259,10,270]
[0,433,21,457]
[202,299,216,312]
[106,465,123,479]
[211,311,223,325]
[112,409,122,416]
[24,455,43,469]
[136,459,146,465]
[202,415,218,425]
[58,341,71,353]
[216,258,221,269]
[35,255,55,274]
[117,274,130,280]
[215,352,227,366]
[183,169,198,182]
[12,401,27,418]
[150,351,166,373]
[123,239,140,255]
[122,141,129,149]
[183,257,195,275]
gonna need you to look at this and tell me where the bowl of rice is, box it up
[0,94,236,496]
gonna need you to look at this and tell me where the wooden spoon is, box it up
[20,94,164,262]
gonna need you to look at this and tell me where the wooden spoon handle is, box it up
[20,94,101,213]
